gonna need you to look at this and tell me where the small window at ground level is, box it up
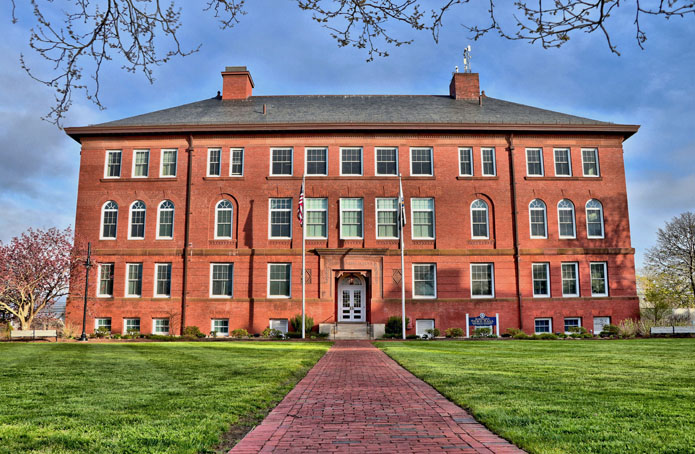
[535,318,552,334]
[270,319,289,333]
[564,318,581,333]
[95,318,111,332]
[152,318,169,334]
[212,319,229,336]
[415,319,435,337]
[124,318,141,333]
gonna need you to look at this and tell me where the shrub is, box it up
[472,327,493,338]
[556,332,568,338]
[147,334,176,341]
[126,329,140,338]
[581,332,594,338]
[618,319,638,338]
[230,328,249,339]
[506,328,524,337]
[1,323,12,340]
[600,324,620,337]
[637,319,655,337]
[406,334,418,340]
[209,331,217,338]
[568,326,590,338]
[381,333,400,339]
[94,327,110,339]
[513,332,530,339]
[261,327,284,338]
[285,331,302,339]
[425,328,441,338]
[290,314,314,335]
[111,333,122,339]
[60,322,79,339]
[445,327,464,338]
[182,326,206,338]
[385,316,410,335]
[538,333,559,340]
[315,332,329,338]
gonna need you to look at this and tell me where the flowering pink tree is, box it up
[0,227,84,330]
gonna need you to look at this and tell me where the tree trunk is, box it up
[19,316,32,330]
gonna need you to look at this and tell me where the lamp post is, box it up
[78,242,92,342]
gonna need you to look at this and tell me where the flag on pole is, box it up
[398,175,407,231]
[297,180,304,226]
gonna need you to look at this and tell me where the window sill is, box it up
[523,176,603,181]
[203,176,245,181]
[456,176,499,180]
[100,177,179,183]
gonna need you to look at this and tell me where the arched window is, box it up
[157,200,174,239]
[529,199,547,238]
[129,201,146,239]
[557,199,576,238]
[586,199,604,238]
[101,201,118,239]
[470,199,489,239]
[215,200,233,239]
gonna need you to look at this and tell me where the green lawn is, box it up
[376,339,695,454]
[0,341,330,454]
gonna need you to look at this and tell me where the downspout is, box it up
[506,134,523,331]
[181,134,194,334]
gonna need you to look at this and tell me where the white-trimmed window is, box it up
[340,147,363,175]
[586,199,605,238]
[128,201,146,239]
[125,263,143,297]
[157,200,174,239]
[132,149,149,177]
[212,319,229,336]
[481,147,496,176]
[152,318,170,334]
[305,198,328,239]
[582,148,600,177]
[215,200,233,239]
[268,263,291,298]
[376,198,398,239]
[534,318,552,334]
[270,148,293,175]
[124,318,141,333]
[529,199,547,238]
[411,198,434,239]
[415,319,435,337]
[557,199,576,238]
[210,263,234,298]
[459,147,473,176]
[230,148,244,176]
[101,201,119,239]
[532,263,550,297]
[208,148,222,177]
[554,148,572,176]
[340,198,363,239]
[410,147,433,176]
[160,149,177,177]
[154,263,171,297]
[375,147,398,176]
[526,148,544,176]
[104,150,122,178]
[413,264,436,298]
[561,263,579,297]
[590,262,608,296]
[269,319,289,333]
[269,198,292,239]
[471,263,494,298]
[470,199,489,239]
[97,263,114,297]
[564,317,581,333]
[306,147,328,176]
[95,318,111,332]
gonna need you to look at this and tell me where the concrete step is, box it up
[333,323,370,340]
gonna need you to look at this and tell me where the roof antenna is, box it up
[463,45,472,73]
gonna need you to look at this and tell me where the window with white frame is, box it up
[210,263,233,297]
[582,148,600,177]
[230,148,244,176]
[95,318,111,332]
[534,318,552,334]
[526,148,544,176]
[411,198,434,239]
[208,148,221,177]
[557,199,576,238]
[586,199,604,238]
[125,263,143,297]
[481,147,496,176]
[305,198,327,239]
[269,319,289,333]
[101,201,118,239]
[410,147,433,176]
[268,263,291,298]
[564,317,581,333]
[306,148,328,176]
[152,318,170,334]
[132,149,149,177]
[590,262,608,296]
[160,149,177,177]
[415,319,435,337]
[376,198,398,239]
[413,264,436,298]
[459,147,473,176]
[529,199,547,238]
[340,198,363,239]
[212,319,229,336]
[97,263,114,297]
[154,263,171,297]
[554,148,572,176]
[215,200,233,239]
[471,263,494,298]
[271,148,293,175]
[340,148,362,175]
[124,318,140,333]
[532,263,550,297]
[105,150,122,178]
[561,263,579,297]
[375,147,398,176]
[269,198,292,239]
[129,201,146,239]
[157,200,174,239]
[470,199,489,239]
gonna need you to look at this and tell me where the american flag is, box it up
[398,175,406,231]
[297,179,304,226]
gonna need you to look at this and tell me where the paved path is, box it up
[231,341,525,453]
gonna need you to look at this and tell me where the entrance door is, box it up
[338,274,365,322]
[593,316,610,334]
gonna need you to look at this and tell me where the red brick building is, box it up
[65,66,640,338]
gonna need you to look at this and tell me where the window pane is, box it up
[106,151,122,177]
[582,149,599,176]
[156,264,171,296]
[459,148,472,175]
[306,198,327,238]
[272,149,292,175]
[532,264,549,296]
[269,264,290,297]
[99,264,114,296]
[127,264,142,296]
[341,148,362,175]
[102,202,118,238]
[270,198,291,238]
[208,149,221,176]
[482,148,495,175]
[562,263,578,296]
[340,198,363,238]
[376,148,397,175]
[306,148,327,175]
[411,148,432,175]
[471,264,493,297]
[212,264,233,296]
[555,149,571,176]
[527,149,543,176]
[162,150,177,176]
[134,150,149,177]
[535,319,550,333]
[231,149,244,175]
[591,264,607,295]
[413,264,435,297]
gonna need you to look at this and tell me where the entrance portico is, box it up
[337,273,366,322]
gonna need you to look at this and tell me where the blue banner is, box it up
[470,313,496,326]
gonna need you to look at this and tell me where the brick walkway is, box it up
[231,341,525,453]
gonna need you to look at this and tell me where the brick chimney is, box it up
[449,72,480,99]
[221,66,254,100]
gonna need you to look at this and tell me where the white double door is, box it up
[338,276,365,322]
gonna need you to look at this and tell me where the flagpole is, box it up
[301,175,306,340]
[399,174,406,340]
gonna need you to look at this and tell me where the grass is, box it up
[0,341,330,454]
[376,339,695,454]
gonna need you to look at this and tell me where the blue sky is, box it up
[1,1,694,267]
